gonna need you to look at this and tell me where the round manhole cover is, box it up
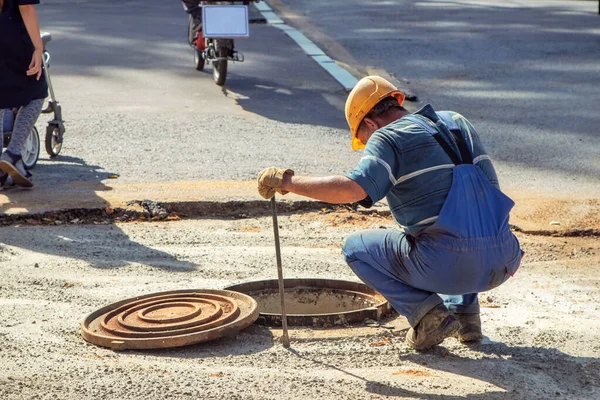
[81,289,258,350]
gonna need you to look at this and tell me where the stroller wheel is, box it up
[21,127,40,169]
[45,124,63,157]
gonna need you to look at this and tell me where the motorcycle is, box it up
[183,0,257,86]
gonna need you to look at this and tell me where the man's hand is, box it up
[257,167,295,199]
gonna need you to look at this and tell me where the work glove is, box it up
[257,167,294,199]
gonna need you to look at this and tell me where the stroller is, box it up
[2,32,65,169]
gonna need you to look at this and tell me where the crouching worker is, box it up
[257,76,523,351]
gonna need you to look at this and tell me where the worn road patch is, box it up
[1,211,598,399]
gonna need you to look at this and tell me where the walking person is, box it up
[0,0,48,188]
[257,76,523,351]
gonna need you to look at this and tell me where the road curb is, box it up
[1,197,597,239]
[0,200,378,227]
[1,179,597,233]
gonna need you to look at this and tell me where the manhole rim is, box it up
[224,278,390,326]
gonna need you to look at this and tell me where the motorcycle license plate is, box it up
[203,5,249,38]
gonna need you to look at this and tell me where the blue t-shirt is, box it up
[347,104,499,237]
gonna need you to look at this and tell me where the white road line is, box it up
[260,11,284,24]
[254,2,271,12]
[255,2,359,91]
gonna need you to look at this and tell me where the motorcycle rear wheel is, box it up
[188,14,205,71]
[213,47,228,86]
[194,48,205,71]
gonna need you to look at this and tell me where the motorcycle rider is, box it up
[182,0,203,46]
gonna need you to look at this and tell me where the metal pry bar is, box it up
[270,196,290,347]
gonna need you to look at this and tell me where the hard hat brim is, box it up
[352,136,366,151]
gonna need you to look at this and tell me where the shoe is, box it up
[453,312,483,343]
[405,304,460,351]
[0,151,33,188]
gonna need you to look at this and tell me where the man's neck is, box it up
[381,109,409,126]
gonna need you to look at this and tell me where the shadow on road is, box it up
[0,156,197,271]
[289,339,599,399]
[142,325,275,358]
[275,0,600,181]
[37,0,348,130]
[0,155,113,214]
[223,74,347,129]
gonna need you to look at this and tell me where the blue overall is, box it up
[343,112,523,327]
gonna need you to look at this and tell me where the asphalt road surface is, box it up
[4,0,354,212]
[269,0,600,195]
[2,0,598,214]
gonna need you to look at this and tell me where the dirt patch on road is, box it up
[1,207,599,399]
[516,233,600,264]
[508,194,600,232]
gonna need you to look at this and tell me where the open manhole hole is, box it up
[81,289,258,350]
[225,279,390,327]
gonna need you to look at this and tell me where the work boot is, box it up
[0,151,32,188]
[405,304,460,351]
[453,312,483,343]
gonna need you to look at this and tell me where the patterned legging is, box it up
[0,99,44,156]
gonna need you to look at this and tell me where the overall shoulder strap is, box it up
[446,127,473,165]
[437,112,473,164]
[403,114,464,165]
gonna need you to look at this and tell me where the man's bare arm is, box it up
[282,174,367,204]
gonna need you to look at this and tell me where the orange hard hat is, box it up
[345,76,405,150]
